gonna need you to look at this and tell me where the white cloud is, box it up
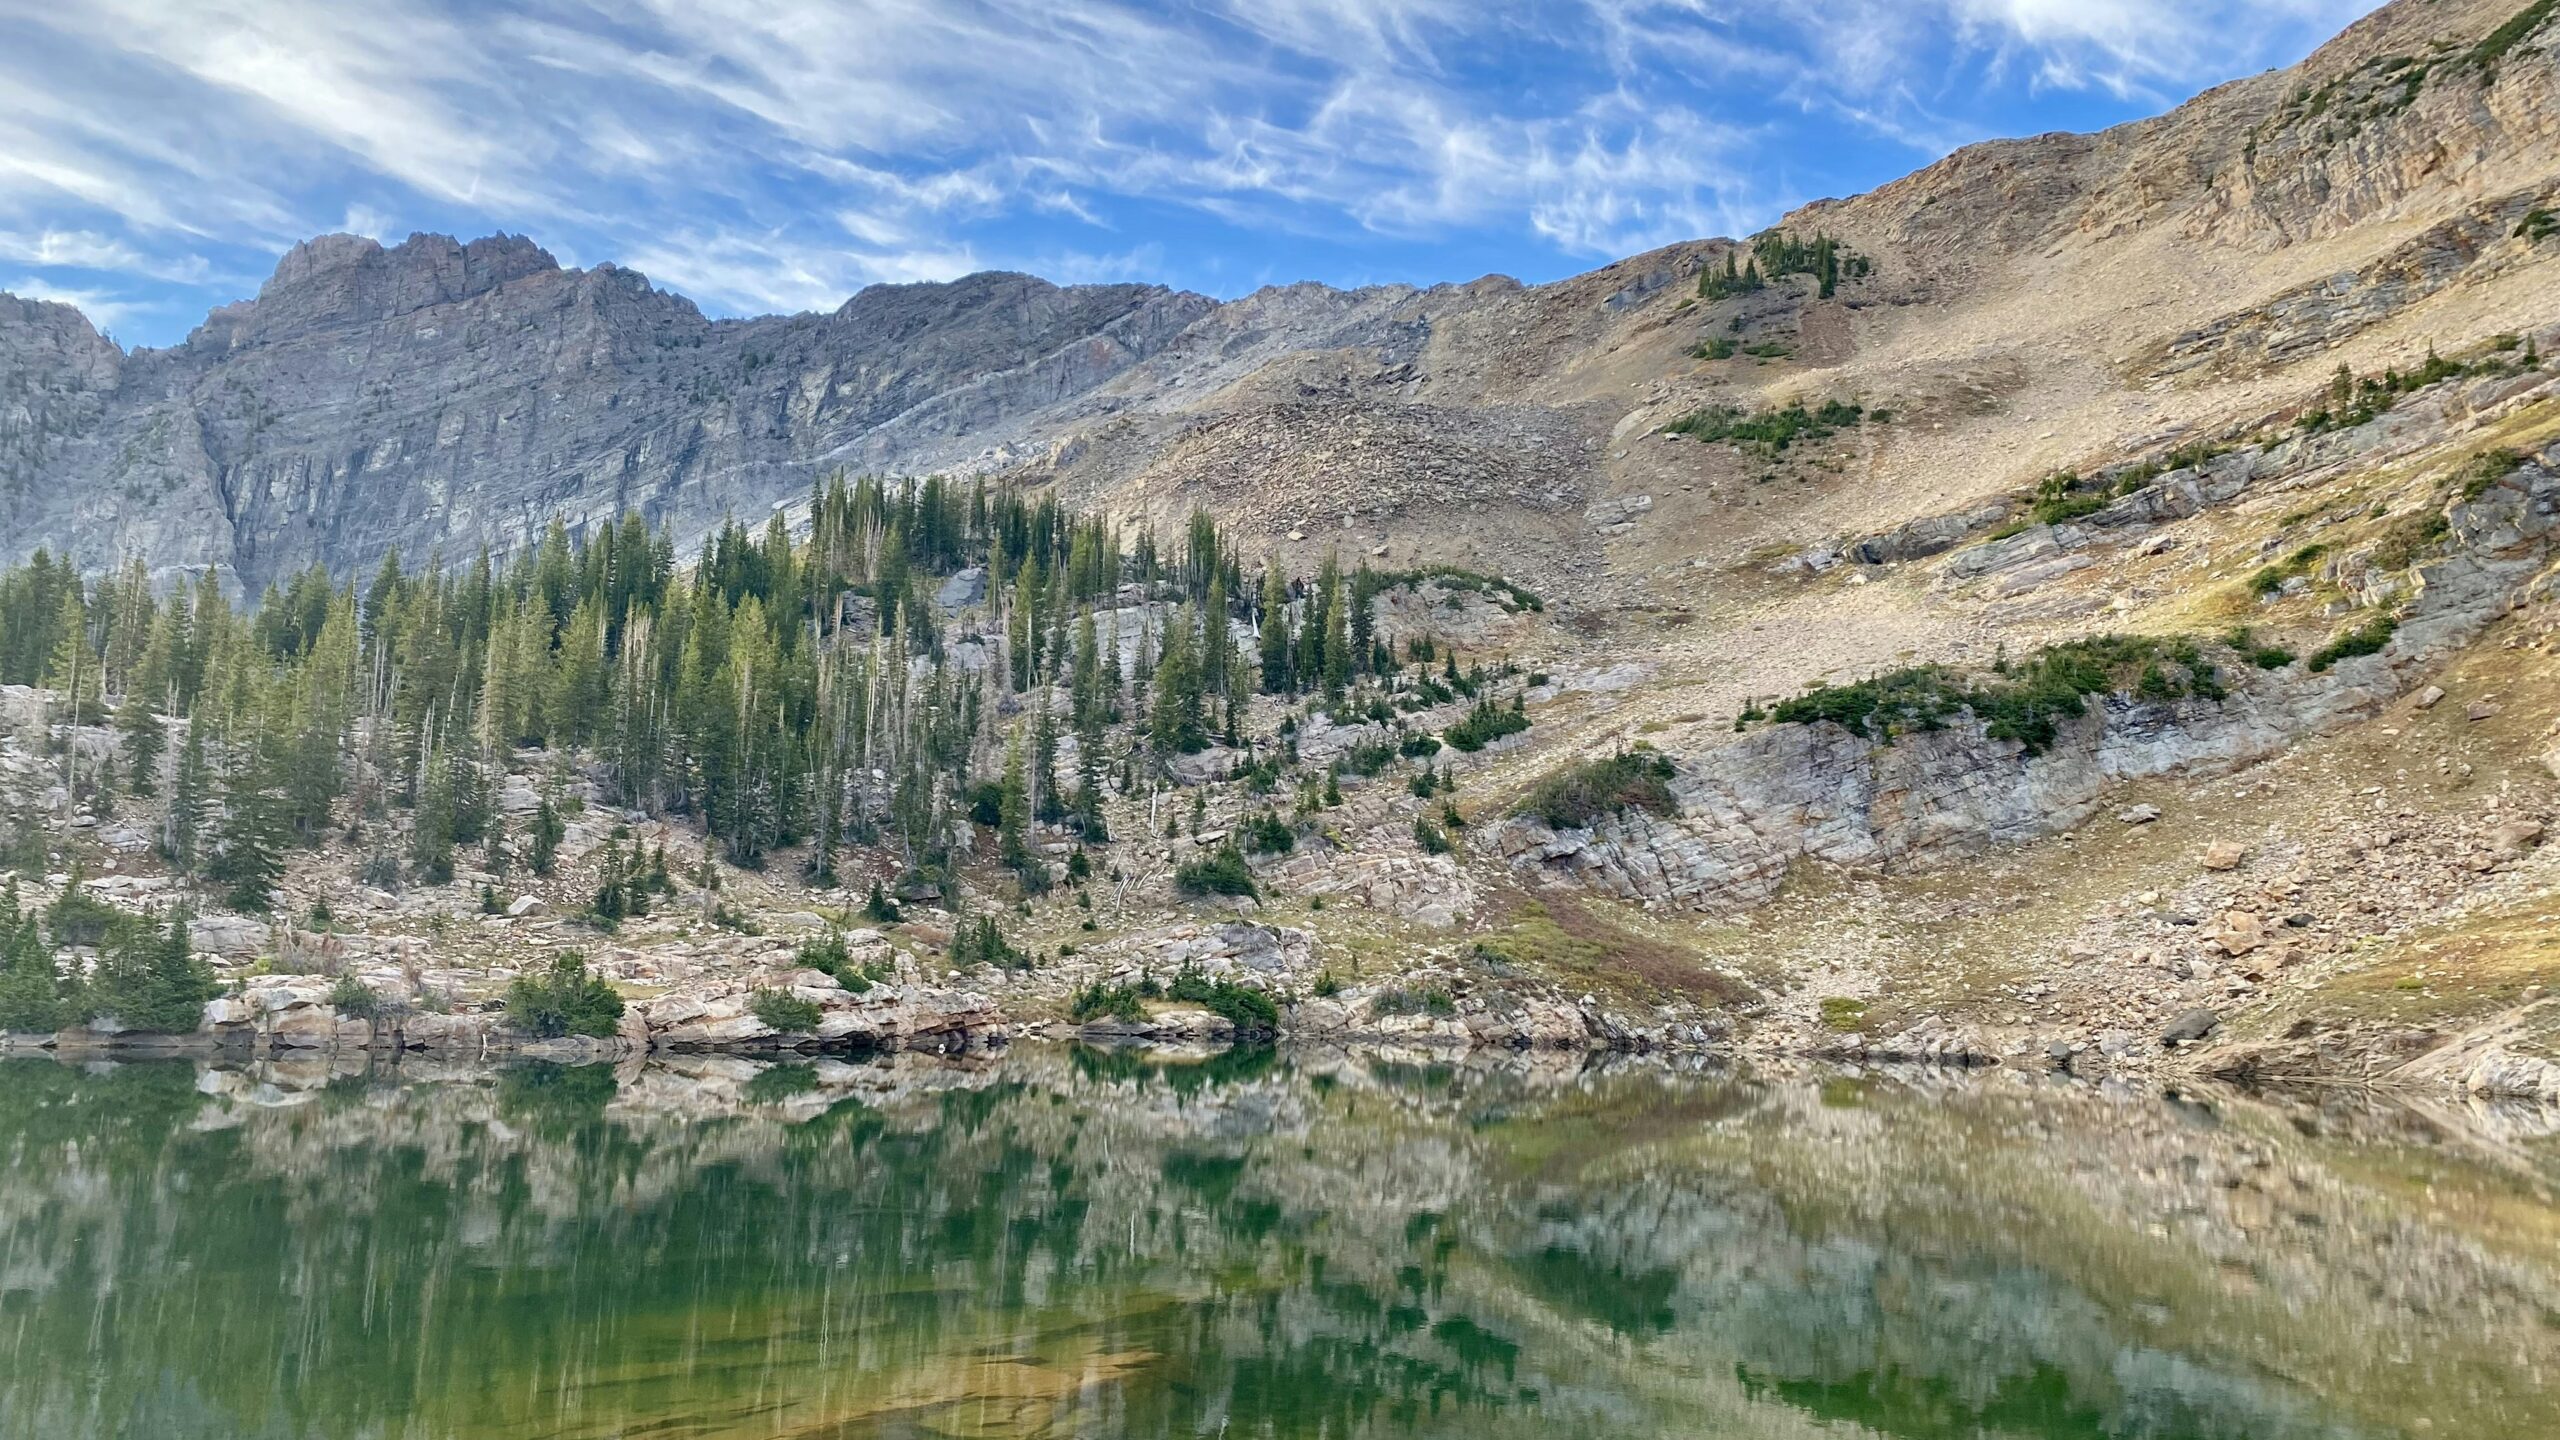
[0,0,2382,329]
[621,228,982,315]
[0,227,139,271]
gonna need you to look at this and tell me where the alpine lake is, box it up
[2,1045,2556,1439]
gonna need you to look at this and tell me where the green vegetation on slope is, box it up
[1745,635,2227,755]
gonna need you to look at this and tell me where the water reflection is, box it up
[1,1048,2555,1439]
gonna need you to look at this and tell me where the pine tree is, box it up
[45,584,104,726]
[1201,570,1229,698]
[1008,556,1041,691]
[551,595,608,748]
[410,743,457,886]
[118,690,165,797]
[164,720,210,870]
[529,796,563,876]
[0,881,66,1034]
[1318,556,1352,700]
[1032,698,1065,825]
[997,726,1037,889]
[205,742,289,912]
[1149,604,1207,755]
[1258,559,1292,694]
[119,914,214,1032]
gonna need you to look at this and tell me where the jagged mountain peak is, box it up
[261,230,561,294]
[185,231,572,350]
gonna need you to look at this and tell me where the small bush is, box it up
[1335,737,1400,778]
[796,930,895,992]
[1174,845,1259,900]
[750,988,822,1033]
[1412,818,1453,855]
[1518,750,1679,830]
[2308,614,2398,672]
[504,952,625,1039]
[1243,811,1295,855]
[1372,986,1457,1018]
[2030,472,2112,527]
[328,976,386,1021]
[1312,971,1344,998]
[797,930,850,972]
[1819,997,1869,1032]
[2223,626,2295,670]
[1442,697,1530,752]
[1071,981,1146,1023]
[950,914,1027,970]
[2457,449,2519,500]
[43,875,123,949]
[1168,964,1281,1033]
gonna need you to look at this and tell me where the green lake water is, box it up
[2,1048,2556,1439]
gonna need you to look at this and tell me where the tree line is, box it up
[0,473,1496,914]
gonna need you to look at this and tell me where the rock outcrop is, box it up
[1497,436,2560,909]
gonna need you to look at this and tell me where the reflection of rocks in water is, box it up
[0,1052,2556,1439]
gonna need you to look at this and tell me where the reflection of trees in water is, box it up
[0,1054,2548,1439]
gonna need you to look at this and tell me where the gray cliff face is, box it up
[0,232,1212,592]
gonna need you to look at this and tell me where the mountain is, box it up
[5,0,2556,603]
[0,233,1212,592]
[4,0,2560,1086]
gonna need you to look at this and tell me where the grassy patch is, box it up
[2248,543,2328,597]
[2369,508,2450,571]
[2286,895,2560,1040]
[1469,899,1751,1007]
[1818,997,1869,1031]
[2469,0,2557,73]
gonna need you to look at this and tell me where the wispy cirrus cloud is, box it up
[0,0,2382,344]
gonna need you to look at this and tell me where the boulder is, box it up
[935,567,988,609]
[2211,911,2265,957]
[2161,1008,2221,1047]
[2487,819,2546,858]
[191,914,272,956]
[2201,841,2248,871]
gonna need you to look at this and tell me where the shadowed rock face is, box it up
[0,232,1210,593]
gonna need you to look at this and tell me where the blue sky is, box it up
[0,0,2379,348]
